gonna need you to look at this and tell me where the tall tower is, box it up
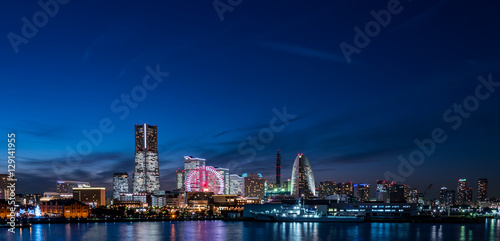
[275,150,281,186]
[478,178,488,202]
[133,124,160,194]
[457,178,467,205]
[290,153,316,199]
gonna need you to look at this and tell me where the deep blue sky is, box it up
[1,0,500,199]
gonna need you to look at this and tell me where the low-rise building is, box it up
[40,199,90,218]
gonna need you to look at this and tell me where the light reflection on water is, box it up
[0,219,499,241]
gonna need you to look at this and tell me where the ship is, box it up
[250,200,364,222]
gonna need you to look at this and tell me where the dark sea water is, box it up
[1,219,500,241]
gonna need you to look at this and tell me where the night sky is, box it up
[1,0,500,199]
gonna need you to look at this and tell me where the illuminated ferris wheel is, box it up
[185,166,224,194]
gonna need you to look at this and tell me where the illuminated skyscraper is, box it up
[113,173,129,200]
[133,124,160,194]
[376,180,390,202]
[176,170,185,190]
[341,182,354,197]
[408,188,418,203]
[353,184,370,202]
[290,154,316,199]
[276,150,281,186]
[478,178,488,202]
[457,178,468,205]
[184,156,206,184]
[215,167,230,194]
[439,186,455,206]
[0,174,10,200]
[230,174,244,196]
[317,181,338,198]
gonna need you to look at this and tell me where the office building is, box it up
[317,181,338,198]
[389,183,406,203]
[244,173,265,199]
[73,187,106,207]
[354,184,370,202]
[276,150,281,186]
[439,186,456,207]
[478,178,488,202]
[0,174,11,200]
[215,167,230,195]
[113,172,129,200]
[290,154,316,199]
[376,180,390,202]
[56,180,90,193]
[341,182,354,197]
[408,188,418,203]
[230,174,244,196]
[176,170,185,190]
[457,178,470,205]
[133,124,160,194]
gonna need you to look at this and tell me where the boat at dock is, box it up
[251,200,364,222]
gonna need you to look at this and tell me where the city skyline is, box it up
[1,1,500,199]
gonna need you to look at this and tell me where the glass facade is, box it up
[113,172,129,200]
[290,154,316,199]
[133,124,160,194]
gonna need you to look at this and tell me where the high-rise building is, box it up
[290,154,316,199]
[478,178,488,202]
[73,187,106,207]
[276,150,281,186]
[230,174,244,196]
[176,170,185,190]
[408,188,418,203]
[404,185,411,202]
[56,180,90,193]
[457,178,468,205]
[133,124,160,194]
[376,180,390,202]
[389,183,406,203]
[215,167,230,195]
[341,182,354,197]
[353,184,370,202]
[317,181,337,198]
[244,173,265,199]
[439,186,455,206]
[0,174,10,200]
[113,173,129,200]
[184,156,206,185]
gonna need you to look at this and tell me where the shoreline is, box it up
[1,216,494,225]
